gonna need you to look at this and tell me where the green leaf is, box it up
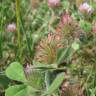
[45,71,50,90]
[5,62,27,82]
[71,42,80,51]
[0,75,10,89]
[27,69,44,90]
[5,85,40,96]
[27,86,41,96]
[5,85,27,96]
[79,20,92,32]
[57,47,71,64]
[42,73,65,96]
[33,61,57,69]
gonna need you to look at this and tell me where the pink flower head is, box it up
[24,64,33,74]
[79,3,93,15]
[60,12,72,26]
[48,0,61,8]
[48,33,54,43]
[7,23,16,32]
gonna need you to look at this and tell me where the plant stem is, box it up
[0,6,3,58]
[16,0,21,50]
[0,31,2,58]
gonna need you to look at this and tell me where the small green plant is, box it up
[5,62,65,96]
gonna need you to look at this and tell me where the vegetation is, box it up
[0,0,96,96]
